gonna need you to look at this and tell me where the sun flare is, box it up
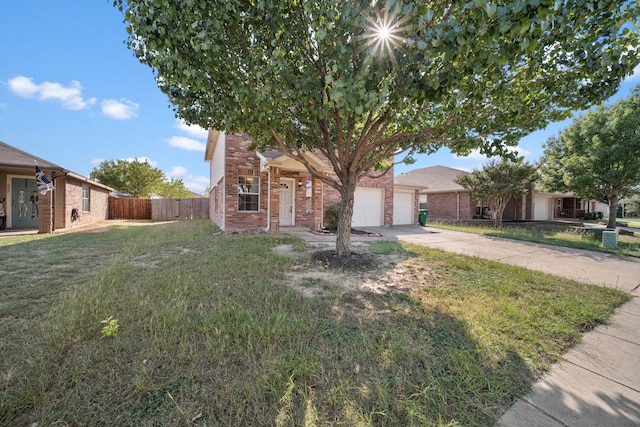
[356,5,413,65]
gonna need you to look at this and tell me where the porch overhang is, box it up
[257,150,332,174]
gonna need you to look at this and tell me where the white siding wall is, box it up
[210,132,226,187]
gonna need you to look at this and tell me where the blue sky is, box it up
[1,2,639,193]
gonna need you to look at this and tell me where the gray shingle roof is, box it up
[395,165,469,193]
[0,141,64,170]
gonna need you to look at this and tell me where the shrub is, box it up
[324,203,340,230]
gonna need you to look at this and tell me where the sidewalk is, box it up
[286,225,640,426]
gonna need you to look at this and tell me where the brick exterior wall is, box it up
[222,134,268,230]
[38,191,54,233]
[62,176,110,229]
[212,133,396,231]
[414,189,419,224]
[427,192,474,221]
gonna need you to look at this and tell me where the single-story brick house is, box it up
[394,165,608,222]
[204,131,420,231]
[0,141,113,233]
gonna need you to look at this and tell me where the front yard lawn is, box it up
[0,220,629,426]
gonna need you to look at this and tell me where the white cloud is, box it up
[101,98,139,120]
[455,146,532,162]
[457,149,488,161]
[7,75,96,110]
[167,136,207,152]
[175,118,208,139]
[168,166,188,176]
[91,158,105,165]
[166,119,208,153]
[167,165,209,193]
[123,156,159,167]
[7,76,39,97]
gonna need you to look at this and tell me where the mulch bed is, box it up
[311,228,382,237]
[311,249,378,270]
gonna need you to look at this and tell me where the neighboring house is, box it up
[0,141,113,233]
[395,165,608,222]
[204,131,418,231]
[395,166,476,221]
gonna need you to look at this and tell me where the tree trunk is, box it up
[335,181,356,257]
[606,195,618,229]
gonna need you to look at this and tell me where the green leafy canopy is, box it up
[113,0,638,254]
[91,159,191,198]
[540,86,640,228]
[114,0,639,162]
[455,159,539,228]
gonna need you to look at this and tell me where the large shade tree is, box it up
[455,159,538,228]
[114,0,639,256]
[92,159,165,198]
[540,87,640,229]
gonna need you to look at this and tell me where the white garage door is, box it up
[352,187,384,227]
[534,196,551,220]
[393,190,414,225]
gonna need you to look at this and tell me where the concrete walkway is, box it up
[286,225,640,427]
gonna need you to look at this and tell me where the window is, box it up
[82,185,90,212]
[305,180,312,213]
[419,194,427,210]
[238,176,259,211]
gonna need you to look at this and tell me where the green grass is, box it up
[0,220,630,426]
[428,221,640,258]
[618,220,640,229]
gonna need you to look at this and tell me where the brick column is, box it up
[267,167,279,232]
[38,190,53,233]
[313,178,323,231]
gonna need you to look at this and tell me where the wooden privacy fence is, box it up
[108,197,209,221]
[151,198,209,221]
[109,197,152,220]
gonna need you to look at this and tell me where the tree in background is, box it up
[539,87,640,229]
[156,178,193,199]
[114,0,639,256]
[624,195,640,217]
[455,160,538,228]
[91,159,164,198]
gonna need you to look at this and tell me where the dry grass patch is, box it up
[0,220,630,427]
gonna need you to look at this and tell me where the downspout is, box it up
[265,166,271,231]
[456,191,460,222]
[321,180,325,228]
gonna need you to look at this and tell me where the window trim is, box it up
[238,175,259,212]
[81,184,90,212]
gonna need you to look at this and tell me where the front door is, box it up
[279,178,295,226]
[10,177,40,228]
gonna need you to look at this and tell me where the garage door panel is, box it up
[353,187,384,227]
[393,191,414,225]
[534,197,551,220]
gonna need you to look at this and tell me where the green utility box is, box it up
[602,229,618,248]
[419,209,428,226]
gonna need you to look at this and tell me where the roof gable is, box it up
[395,165,469,193]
